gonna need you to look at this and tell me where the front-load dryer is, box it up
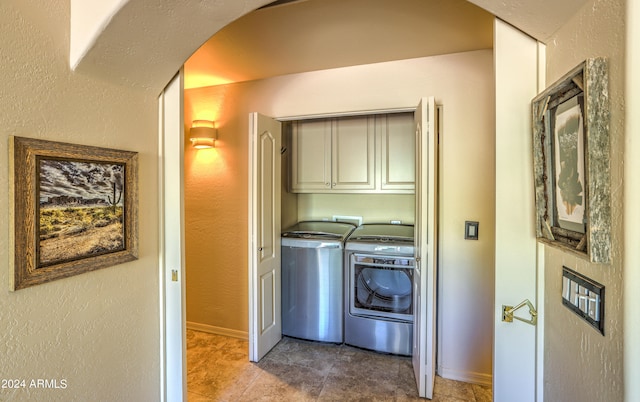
[344,224,415,355]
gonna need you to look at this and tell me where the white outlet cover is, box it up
[332,215,362,226]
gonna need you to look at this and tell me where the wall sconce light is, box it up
[190,120,217,149]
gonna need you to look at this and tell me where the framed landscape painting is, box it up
[9,136,139,291]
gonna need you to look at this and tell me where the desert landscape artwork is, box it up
[38,159,126,266]
[10,136,138,291]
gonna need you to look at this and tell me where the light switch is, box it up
[561,266,604,335]
[465,221,479,240]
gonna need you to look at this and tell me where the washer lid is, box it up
[282,221,356,239]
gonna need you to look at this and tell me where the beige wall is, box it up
[184,49,496,382]
[543,0,624,400]
[0,2,160,401]
[296,194,415,224]
[184,89,250,335]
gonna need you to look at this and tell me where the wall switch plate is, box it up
[562,266,605,335]
[465,221,479,240]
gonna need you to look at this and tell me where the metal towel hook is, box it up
[502,299,538,326]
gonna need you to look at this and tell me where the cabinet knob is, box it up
[325,182,330,187]
[332,183,336,187]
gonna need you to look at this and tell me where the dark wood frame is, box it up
[9,136,139,291]
[532,58,611,263]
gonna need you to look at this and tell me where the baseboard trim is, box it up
[438,367,492,387]
[186,321,249,340]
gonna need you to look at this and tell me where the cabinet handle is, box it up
[325,182,330,187]
[332,182,336,187]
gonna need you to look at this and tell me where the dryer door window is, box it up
[349,254,414,322]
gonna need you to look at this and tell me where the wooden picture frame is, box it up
[9,136,139,290]
[532,58,611,263]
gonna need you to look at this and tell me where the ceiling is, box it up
[184,0,495,89]
[70,0,590,92]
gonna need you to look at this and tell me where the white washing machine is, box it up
[344,224,415,355]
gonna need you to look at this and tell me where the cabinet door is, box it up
[381,113,415,192]
[290,119,332,192]
[332,116,376,191]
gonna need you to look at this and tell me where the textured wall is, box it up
[543,0,624,400]
[183,49,496,382]
[0,2,160,401]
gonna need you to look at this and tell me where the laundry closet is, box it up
[184,49,495,390]
[280,112,417,355]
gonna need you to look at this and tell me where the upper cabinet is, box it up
[379,113,415,192]
[290,119,332,192]
[332,116,376,191]
[290,113,414,194]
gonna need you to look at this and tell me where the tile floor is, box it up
[187,329,492,401]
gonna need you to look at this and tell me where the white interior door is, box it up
[248,112,282,362]
[159,72,186,402]
[493,20,541,401]
[413,96,437,399]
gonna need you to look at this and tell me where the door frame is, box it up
[158,71,187,402]
[535,42,546,402]
[247,106,439,378]
[162,65,546,397]
[493,19,545,401]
